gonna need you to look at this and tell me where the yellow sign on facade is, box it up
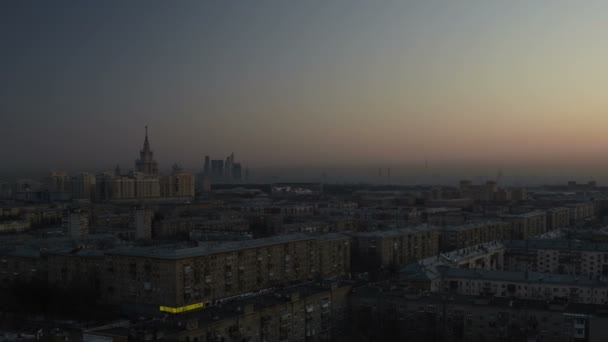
[159,302,204,314]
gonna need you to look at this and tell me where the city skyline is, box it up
[1,124,607,186]
[4,2,608,340]
[3,1,608,179]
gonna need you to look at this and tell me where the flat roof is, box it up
[0,248,40,258]
[500,210,546,218]
[445,268,607,286]
[504,239,608,253]
[348,225,438,238]
[442,220,508,232]
[107,233,349,259]
[352,286,608,315]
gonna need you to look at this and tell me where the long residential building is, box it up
[566,202,597,225]
[348,226,439,272]
[0,249,46,286]
[504,239,608,277]
[500,211,547,239]
[440,268,608,305]
[102,233,351,309]
[154,217,250,238]
[546,207,570,231]
[350,287,608,342]
[46,248,104,291]
[85,282,351,342]
[439,220,510,252]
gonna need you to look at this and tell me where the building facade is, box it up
[102,233,351,308]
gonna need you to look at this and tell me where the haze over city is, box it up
[3,1,608,184]
[7,2,608,341]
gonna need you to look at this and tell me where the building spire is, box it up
[143,125,150,151]
[135,125,158,175]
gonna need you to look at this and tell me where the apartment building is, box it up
[237,203,316,216]
[348,226,439,272]
[102,233,351,308]
[459,180,496,202]
[280,221,332,234]
[0,220,30,233]
[440,268,608,305]
[439,220,510,252]
[399,242,505,291]
[350,287,608,342]
[567,202,596,225]
[159,164,195,199]
[85,283,351,342]
[154,217,250,238]
[504,240,608,277]
[132,207,153,240]
[46,248,104,291]
[0,249,46,286]
[500,211,546,239]
[350,207,421,222]
[424,208,466,226]
[63,208,89,239]
[546,207,570,231]
[19,207,64,228]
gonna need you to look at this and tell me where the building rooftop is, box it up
[504,239,608,252]
[400,241,505,282]
[159,217,248,224]
[445,268,607,286]
[441,220,507,232]
[0,248,41,258]
[45,247,105,257]
[315,232,350,242]
[439,241,504,263]
[500,210,546,218]
[107,233,348,259]
[352,286,608,316]
[347,225,437,238]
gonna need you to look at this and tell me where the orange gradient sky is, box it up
[2,0,608,177]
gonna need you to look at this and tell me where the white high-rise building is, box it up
[63,209,89,239]
[132,206,152,240]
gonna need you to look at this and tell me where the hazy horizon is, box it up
[3,153,608,186]
[3,1,608,183]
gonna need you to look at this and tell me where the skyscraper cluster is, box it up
[202,153,246,184]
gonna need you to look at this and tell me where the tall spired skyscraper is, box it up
[135,126,159,175]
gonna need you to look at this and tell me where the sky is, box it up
[2,0,608,183]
